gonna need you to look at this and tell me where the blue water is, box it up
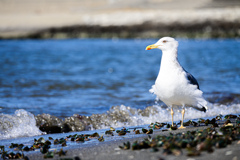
[0,38,240,118]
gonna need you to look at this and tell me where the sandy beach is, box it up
[1,0,240,38]
[23,124,240,160]
[1,115,239,160]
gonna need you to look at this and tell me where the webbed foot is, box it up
[178,125,186,129]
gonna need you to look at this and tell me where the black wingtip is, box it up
[202,107,206,113]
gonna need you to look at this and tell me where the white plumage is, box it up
[146,37,208,129]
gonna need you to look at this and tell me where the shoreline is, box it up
[1,0,240,39]
[2,20,240,39]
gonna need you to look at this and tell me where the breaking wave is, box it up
[1,103,240,140]
[0,109,43,140]
[35,102,240,133]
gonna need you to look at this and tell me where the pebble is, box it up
[225,151,233,156]
[128,155,134,159]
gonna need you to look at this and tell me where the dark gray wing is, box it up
[186,72,200,89]
[183,69,205,111]
[182,67,200,89]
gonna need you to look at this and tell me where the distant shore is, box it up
[1,0,240,39]
[8,21,240,39]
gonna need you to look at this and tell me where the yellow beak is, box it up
[145,44,159,50]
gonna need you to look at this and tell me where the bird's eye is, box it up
[163,40,167,43]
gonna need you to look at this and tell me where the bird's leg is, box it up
[179,105,186,129]
[170,106,174,126]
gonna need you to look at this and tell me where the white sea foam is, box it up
[0,109,43,140]
[1,103,239,139]
[100,103,240,129]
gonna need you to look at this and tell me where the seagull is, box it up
[146,37,208,129]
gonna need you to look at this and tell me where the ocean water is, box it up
[0,38,240,139]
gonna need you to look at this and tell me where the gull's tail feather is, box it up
[196,97,209,112]
[191,106,207,112]
[201,106,207,112]
[191,101,208,112]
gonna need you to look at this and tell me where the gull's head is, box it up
[146,37,178,51]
